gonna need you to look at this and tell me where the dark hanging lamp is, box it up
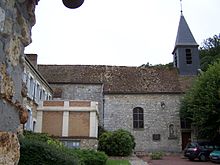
[62,0,84,9]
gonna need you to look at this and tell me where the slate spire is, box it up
[172,12,200,75]
[173,15,198,53]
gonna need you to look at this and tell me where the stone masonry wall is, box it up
[0,0,37,164]
[81,138,98,150]
[51,84,104,125]
[104,94,182,153]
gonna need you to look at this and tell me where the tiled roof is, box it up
[178,75,197,93]
[38,65,195,94]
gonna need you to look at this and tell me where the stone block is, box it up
[5,36,21,67]
[0,132,20,165]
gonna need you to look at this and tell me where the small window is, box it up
[185,49,192,64]
[133,107,144,129]
[33,121,36,132]
[63,140,80,149]
[41,90,45,100]
[29,77,34,96]
[39,89,42,100]
[174,53,178,67]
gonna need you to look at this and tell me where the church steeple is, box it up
[173,15,198,49]
[172,13,200,75]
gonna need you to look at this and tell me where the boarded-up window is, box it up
[42,111,63,137]
[133,107,144,129]
[68,112,90,137]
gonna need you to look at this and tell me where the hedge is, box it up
[19,138,79,165]
[19,131,108,165]
[98,129,135,156]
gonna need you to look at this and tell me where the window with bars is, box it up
[185,49,192,64]
[181,118,191,129]
[133,107,144,129]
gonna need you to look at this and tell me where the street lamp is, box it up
[62,0,84,9]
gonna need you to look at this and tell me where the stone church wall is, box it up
[104,94,182,153]
[0,0,37,164]
[51,84,104,125]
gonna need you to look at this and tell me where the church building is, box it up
[36,13,200,153]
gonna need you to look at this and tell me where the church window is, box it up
[133,107,144,129]
[174,53,178,67]
[185,49,192,64]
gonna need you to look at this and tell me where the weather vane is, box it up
[180,0,183,15]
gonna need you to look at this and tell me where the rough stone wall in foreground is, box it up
[0,132,20,165]
[104,94,182,152]
[0,0,37,164]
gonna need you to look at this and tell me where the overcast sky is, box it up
[25,0,220,66]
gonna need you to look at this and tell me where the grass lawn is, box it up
[106,159,131,165]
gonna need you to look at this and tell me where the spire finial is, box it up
[180,0,183,15]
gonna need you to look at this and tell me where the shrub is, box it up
[150,151,164,160]
[73,149,108,165]
[98,129,135,156]
[19,138,80,165]
[22,130,63,148]
[19,131,108,165]
[98,125,107,138]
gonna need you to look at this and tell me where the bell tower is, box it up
[172,2,200,75]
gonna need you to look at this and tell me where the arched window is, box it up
[133,107,144,129]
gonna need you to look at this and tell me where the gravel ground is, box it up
[129,156,148,165]
[129,159,148,165]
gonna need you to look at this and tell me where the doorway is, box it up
[182,132,191,150]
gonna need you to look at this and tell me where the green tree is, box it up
[180,60,220,140]
[200,34,220,71]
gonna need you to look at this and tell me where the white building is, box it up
[23,54,53,131]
